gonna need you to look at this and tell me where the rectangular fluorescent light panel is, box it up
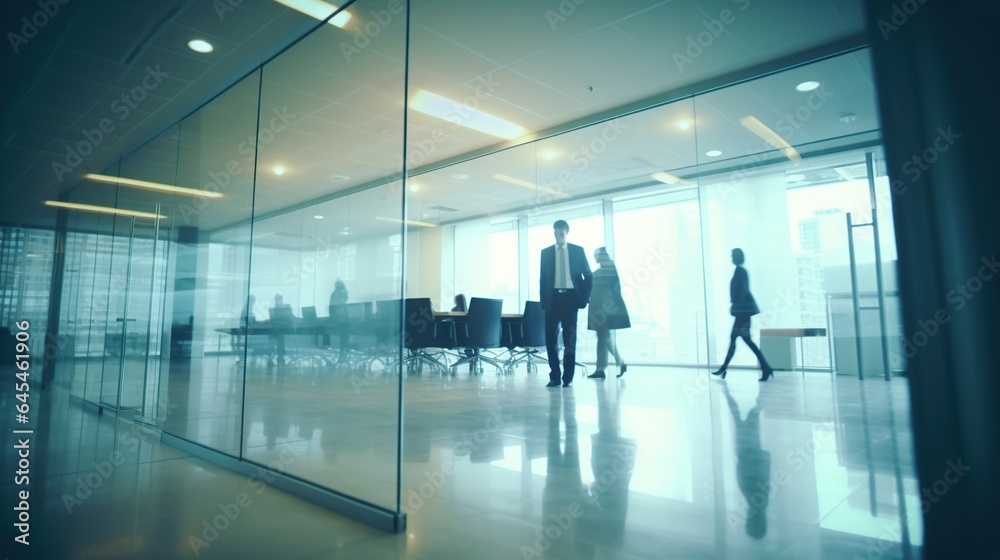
[375,216,437,228]
[85,174,223,198]
[44,201,167,220]
[493,174,570,198]
[411,89,527,140]
[273,0,351,27]
[739,116,801,161]
[650,171,695,186]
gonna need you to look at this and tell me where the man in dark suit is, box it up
[540,220,593,387]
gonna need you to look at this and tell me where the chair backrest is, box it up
[466,297,503,347]
[301,306,317,320]
[375,299,402,341]
[403,298,437,349]
[520,301,546,346]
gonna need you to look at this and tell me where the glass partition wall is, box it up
[52,0,896,535]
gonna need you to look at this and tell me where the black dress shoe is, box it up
[587,371,606,379]
[545,381,561,387]
[562,382,572,387]
[617,364,627,378]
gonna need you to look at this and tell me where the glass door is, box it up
[98,201,166,420]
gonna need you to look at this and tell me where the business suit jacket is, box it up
[540,242,593,310]
[729,265,760,316]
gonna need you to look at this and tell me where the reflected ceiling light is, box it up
[542,151,555,160]
[273,166,286,176]
[375,216,436,228]
[650,171,695,186]
[677,120,691,130]
[796,80,820,92]
[450,173,470,180]
[786,173,807,182]
[839,113,858,124]
[187,39,214,53]
[408,183,419,192]
[739,115,802,161]
[410,89,527,140]
[705,150,723,157]
[492,173,570,199]
[272,0,352,28]
[330,174,350,181]
[314,215,324,219]
[44,201,167,220]
[84,173,223,198]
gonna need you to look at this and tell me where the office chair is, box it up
[450,297,504,374]
[506,301,545,374]
[402,298,452,373]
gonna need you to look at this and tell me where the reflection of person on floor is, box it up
[537,391,582,558]
[577,382,637,556]
[722,382,771,538]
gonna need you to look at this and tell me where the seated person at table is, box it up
[452,293,468,312]
[451,293,475,366]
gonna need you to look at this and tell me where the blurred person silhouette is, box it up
[270,293,295,367]
[587,247,630,379]
[540,219,593,388]
[329,279,349,307]
[712,248,774,381]
[721,381,771,539]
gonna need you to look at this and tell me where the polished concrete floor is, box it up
[2,359,922,559]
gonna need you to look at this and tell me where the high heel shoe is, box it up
[758,368,774,382]
[616,363,627,378]
[711,368,727,379]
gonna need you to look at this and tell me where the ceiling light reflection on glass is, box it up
[705,150,722,157]
[84,173,223,198]
[273,0,351,28]
[44,200,167,220]
[796,81,820,92]
[411,89,527,140]
[273,166,285,176]
[375,216,436,228]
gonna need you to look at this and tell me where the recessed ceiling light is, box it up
[187,39,214,53]
[796,81,820,92]
[330,174,350,181]
[44,201,166,220]
[314,215,324,220]
[786,173,807,182]
[274,166,285,175]
[542,151,555,160]
[705,150,723,157]
[450,173,470,180]
[650,171,695,186]
[375,216,436,228]
[409,183,419,192]
[677,120,691,130]
[839,113,857,124]
[339,231,350,236]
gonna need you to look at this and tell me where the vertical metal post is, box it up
[865,153,893,380]
[846,213,866,380]
[115,216,137,415]
[137,203,161,424]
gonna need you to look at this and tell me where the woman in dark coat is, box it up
[712,248,774,381]
[587,247,630,379]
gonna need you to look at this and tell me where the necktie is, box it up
[556,245,566,289]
